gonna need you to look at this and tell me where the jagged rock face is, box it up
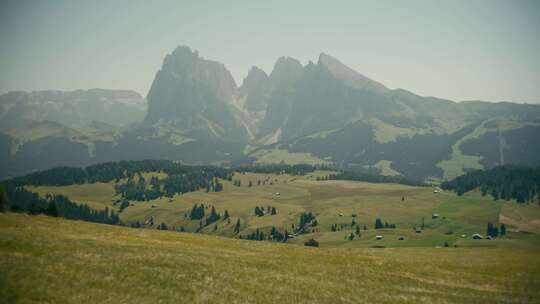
[256,57,304,138]
[317,53,388,93]
[257,54,399,141]
[238,66,269,113]
[0,89,146,129]
[5,45,540,181]
[145,46,248,141]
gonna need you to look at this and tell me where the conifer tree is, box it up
[46,200,58,217]
[374,218,384,229]
[0,185,8,212]
[234,219,241,234]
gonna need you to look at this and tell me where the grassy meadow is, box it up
[24,171,540,249]
[1,213,539,303]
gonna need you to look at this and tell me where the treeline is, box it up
[328,171,424,186]
[441,165,540,203]
[116,173,225,201]
[0,182,119,224]
[242,226,290,242]
[232,164,320,175]
[8,160,231,201]
[9,159,231,188]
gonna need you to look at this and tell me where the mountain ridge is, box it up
[1,45,539,181]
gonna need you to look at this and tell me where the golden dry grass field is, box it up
[1,213,539,304]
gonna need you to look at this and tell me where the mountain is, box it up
[1,46,539,181]
[145,46,248,141]
[238,66,269,113]
[242,54,540,181]
[0,89,146,129]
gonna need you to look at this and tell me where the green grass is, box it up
[436,118,540,180]
[368,118,426,143]
[373,160,401,176]
[500,202,540,234]
[251,148,330,166]
[26,183,118,211]
[1,213,539,303]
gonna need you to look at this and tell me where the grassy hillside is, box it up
[1,213,539,303]
[25,171,540,249]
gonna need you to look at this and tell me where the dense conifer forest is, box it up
[441,165,540,204]
[328,171,424,186]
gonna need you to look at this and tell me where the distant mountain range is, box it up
[1,46,539,181]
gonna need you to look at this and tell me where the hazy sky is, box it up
[1,0,539,103]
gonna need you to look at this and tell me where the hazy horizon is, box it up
[1,0,539,103]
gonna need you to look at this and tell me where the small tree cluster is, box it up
[190,204,205,220]
[269,226,289,242]
[246,228,266,241]
[374,218,396,229]
[297,212,317,234]
[487,222,506,237]
[254,205,277,217]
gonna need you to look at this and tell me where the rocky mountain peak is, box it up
[239,66,269,113]
[144,46,248,140]
[317,52,388,93]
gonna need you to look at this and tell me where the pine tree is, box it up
[254,206,264,217]
[487,222,494,237]
[223,209,230,220]
[46,200,58,217]
[356,225,361,236]
[0,185,8,212]
[374,218,384,229]
[500,223,506,236]
[234,219,241,234]
[271,207,277,215]
[206,206,220,225]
